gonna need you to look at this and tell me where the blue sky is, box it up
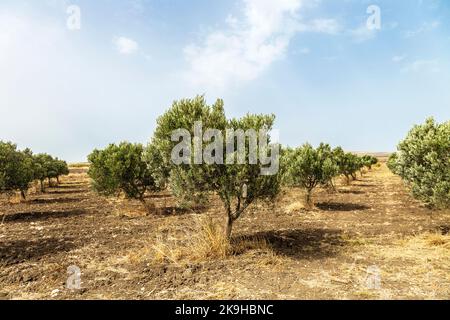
[0,0,449,162]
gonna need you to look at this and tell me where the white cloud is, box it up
[183,0,301,90]
[298,47,310,55]
[299,19,341,34]
[183,0,340,90]
[402,59,440,73]
[113,36,139,55]
[392,55,406,63]
[349,25,376,43]
[404,21,440,38]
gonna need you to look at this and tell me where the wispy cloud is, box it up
[113,36,139,55]
[392,55,406,63]
[402,59,440,73]
[404,21,440,38]
[298,47,310,55]
[349,25,376,43]
[182,0,340,90]
[298,18,341,34]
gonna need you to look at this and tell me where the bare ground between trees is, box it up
[0,164,449,300]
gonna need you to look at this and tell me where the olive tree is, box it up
[154,96,281,239]
[87,142,165,212]
[0,142,35,199]
[388,118,449,209]
[333,148,362,184]
[50,159,70,184]
[362,155,378,170]
[282,143,338,207]
[33,153,55,192]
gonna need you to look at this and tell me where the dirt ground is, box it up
[0,163,449,300]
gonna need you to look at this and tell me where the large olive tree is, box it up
[154,96,281,239]
[388,118,449,209]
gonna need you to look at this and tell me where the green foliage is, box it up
[361,155,378,170]
[32,153,69,191]
[282,143,338,206]
[0,141,35,197]
[33,153,53,191]
[0,142,70,197]
[168,165,210,209]
[333,148,363,183]
[54,159,70,181]
[87,142,165,211]
[387,152,399,173]
[388,118,450,209]
[153,95,280,238]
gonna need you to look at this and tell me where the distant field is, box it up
[353,152,392,162]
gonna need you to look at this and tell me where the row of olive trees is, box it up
[88,96,378,239]
[281,144,378,208]
[0,141,69,199]
[387,118,449,209]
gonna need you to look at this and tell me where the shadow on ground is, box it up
[29,198,85,205]
[338,190,366,195]
[316,202,370,211]
[1,209,87,223]
[0,237,76,266]
[233,228,345,260]
[50,185,87,189]
[46,190,85,195]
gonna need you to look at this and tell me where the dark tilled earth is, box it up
[0,164,449,300]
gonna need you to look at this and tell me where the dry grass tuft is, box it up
[152,236,184,264]
[127,246,153,265]
[127,216,279,266]
[188,216,231,260]
[422,232,450,248]
[284,201,305,214]
[143,216,230,264]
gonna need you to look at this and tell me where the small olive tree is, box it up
[33,153,55,192]
[0,141,35,199]
[362,155,378,170]
[282,143,338,208]
[52,159,70,184]
[87,142,165,213]
[388,118,449,209]
[333,148,362,184]
[154,96,281,239]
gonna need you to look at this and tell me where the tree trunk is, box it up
[57,176,60,184]
[225,214,234,240]
[20,190,27,201]
[305,190,313,209]
[326,180,337,193]
[48,178,52,187]
[40,180,45,193]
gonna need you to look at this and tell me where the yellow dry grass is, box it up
[125,216,280,267]
[335,232,450,299]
